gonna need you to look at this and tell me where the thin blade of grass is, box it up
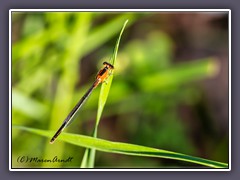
[97,19,128,127]
[13,126,228,168]
[80,149,90,168]
[84,20,129,168]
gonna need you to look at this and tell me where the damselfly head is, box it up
[103,61,114,69]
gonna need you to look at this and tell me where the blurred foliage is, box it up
[11,11,229,168]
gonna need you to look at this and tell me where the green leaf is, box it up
[13,126,228,168]
[80,149,90,168]
[85,19,129,168]
[97,19,129,127]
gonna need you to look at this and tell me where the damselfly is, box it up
[50,61,114,144]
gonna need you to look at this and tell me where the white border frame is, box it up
[9,9,231,171]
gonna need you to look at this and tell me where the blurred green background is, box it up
[11,11,229,168]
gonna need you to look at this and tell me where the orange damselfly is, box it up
[50,61,114,144]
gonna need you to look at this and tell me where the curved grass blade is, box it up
[82,19,129,168]
[13,126,228,168]
[97,19,128,127]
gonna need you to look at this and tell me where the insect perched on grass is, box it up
[50,61,114,144]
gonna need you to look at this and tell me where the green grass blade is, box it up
[80,149,90,168]
[97,19,128,126]
[13,126,228,168]
[83,20,129,168]
[110,19,129,65]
